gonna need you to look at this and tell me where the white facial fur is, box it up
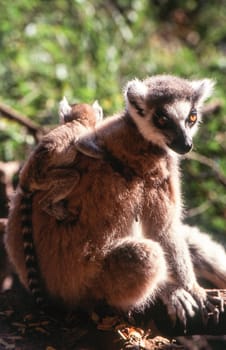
[124,77,214,152]
[165,100,200,137]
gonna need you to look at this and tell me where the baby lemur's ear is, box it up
[190,79,215,105]
[124,78,148,117]
[92,100,103,122]
[58,96,72,124]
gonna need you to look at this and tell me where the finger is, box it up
[200,305,209,326]
[166,302,177,327]
[175,301,187,330]
[180,290,199,313]
[208,295,224,313]
[205,300,220,324]
[192,294,208,325]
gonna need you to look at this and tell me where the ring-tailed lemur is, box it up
[5,75,226,327]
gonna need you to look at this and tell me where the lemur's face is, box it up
[151,101,198,154]
[125,75,214,155]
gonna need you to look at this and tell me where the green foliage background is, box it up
[0,0,226,239]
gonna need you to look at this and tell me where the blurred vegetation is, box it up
[0,0,226,239]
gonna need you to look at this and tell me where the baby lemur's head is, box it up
[58,96,103,128]
[125,75,214,154]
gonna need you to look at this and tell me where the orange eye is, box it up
[188,111,197,125]
[190,114,197,122]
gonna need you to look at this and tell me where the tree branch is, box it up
[140,290,226,337]
[0,102,44,142]
[185,151,226,187]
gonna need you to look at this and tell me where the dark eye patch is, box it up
[153,108,175,130]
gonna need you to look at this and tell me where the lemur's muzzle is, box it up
[169,129,193,155]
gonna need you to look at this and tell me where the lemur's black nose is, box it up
[183,139,193,153]
[169,133,193,155]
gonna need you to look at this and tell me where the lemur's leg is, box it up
[99,238,167,311]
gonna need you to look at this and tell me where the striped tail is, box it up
[20,188,46,309]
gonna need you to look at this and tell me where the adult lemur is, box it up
[5,75,226,326]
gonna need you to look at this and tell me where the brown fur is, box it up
[19,102,102,219]
[63,103,99,126]
[5,75,226,323]
[6,115,169,309]
[9,101,103,306]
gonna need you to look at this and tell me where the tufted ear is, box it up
[190,79,215,105]
[124,78,148,117]
[92,100,103,122]
[58,96,72,124]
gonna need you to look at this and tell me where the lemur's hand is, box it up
[159,283,224,328]
[160,285,198,328]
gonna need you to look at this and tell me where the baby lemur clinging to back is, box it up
[19,97,103,219]
[5,75,226,327]
[12,98,103,305]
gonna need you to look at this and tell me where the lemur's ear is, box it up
[58,96,72,124]
[190,79,215,105]
[124,79,148,117]
[92,100,103,122]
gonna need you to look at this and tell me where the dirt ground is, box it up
[0,274,226,350]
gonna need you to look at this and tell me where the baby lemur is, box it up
[19,97,103,219]
[11,98,103,306]
[5,75,226,327]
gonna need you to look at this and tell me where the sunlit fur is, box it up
[125,75,214,152]
[19,99,103,218]
[6,100,104,306]
[5,75,226,324]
